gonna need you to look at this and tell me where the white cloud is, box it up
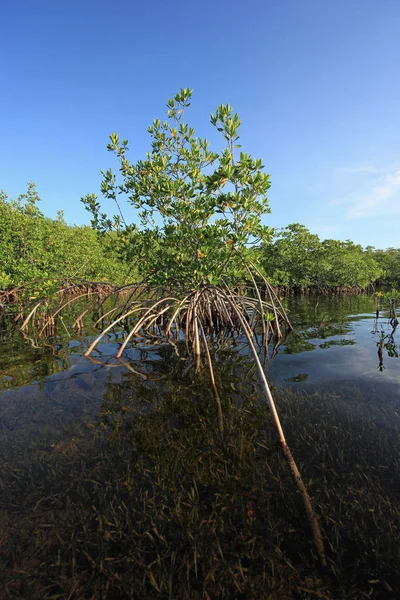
[312,224,338,237]
[346,168,400,218]
[331,163,400,218]
[336,165,386,174]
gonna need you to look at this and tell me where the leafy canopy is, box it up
[0,183,131,290]
[82,88,273,289]
[260,223,384,290]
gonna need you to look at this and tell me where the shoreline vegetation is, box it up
[0,185,399,303]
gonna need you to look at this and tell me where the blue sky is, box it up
[1,0,399,248]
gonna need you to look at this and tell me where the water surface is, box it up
[1,293,400,598]
[1,293,399,434]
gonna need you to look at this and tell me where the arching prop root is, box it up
[14,276,326,567]
[80,283,291,358]
[223,288,327,569]
[14,280,146,337]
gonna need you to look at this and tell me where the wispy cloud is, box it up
[312,224,339,237]
[347,169,400,218]
[332,164,400,218]
[336,165,386,174]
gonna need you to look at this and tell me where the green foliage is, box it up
[260,224,321,288]
[3,93,398,295]
[373,248,400,285]
[317,240,382,289]
[377,288,400,301]
[82,89,273,289]
[260,224,383,290]
[0,183,132,289]
[262,224,383,290]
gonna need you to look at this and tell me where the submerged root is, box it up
[224,293,327,568]
[16,274,291,352]
[13,276,327,568]
[80,283,291,358]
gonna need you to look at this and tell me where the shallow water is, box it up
[0,293,399,435]
[1,294,399,598]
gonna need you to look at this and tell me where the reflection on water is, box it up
[1,294,400,598]
[0,293,399,447]
[1,293,399,393]
[375,323,399,372]
[268,294,399,387]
